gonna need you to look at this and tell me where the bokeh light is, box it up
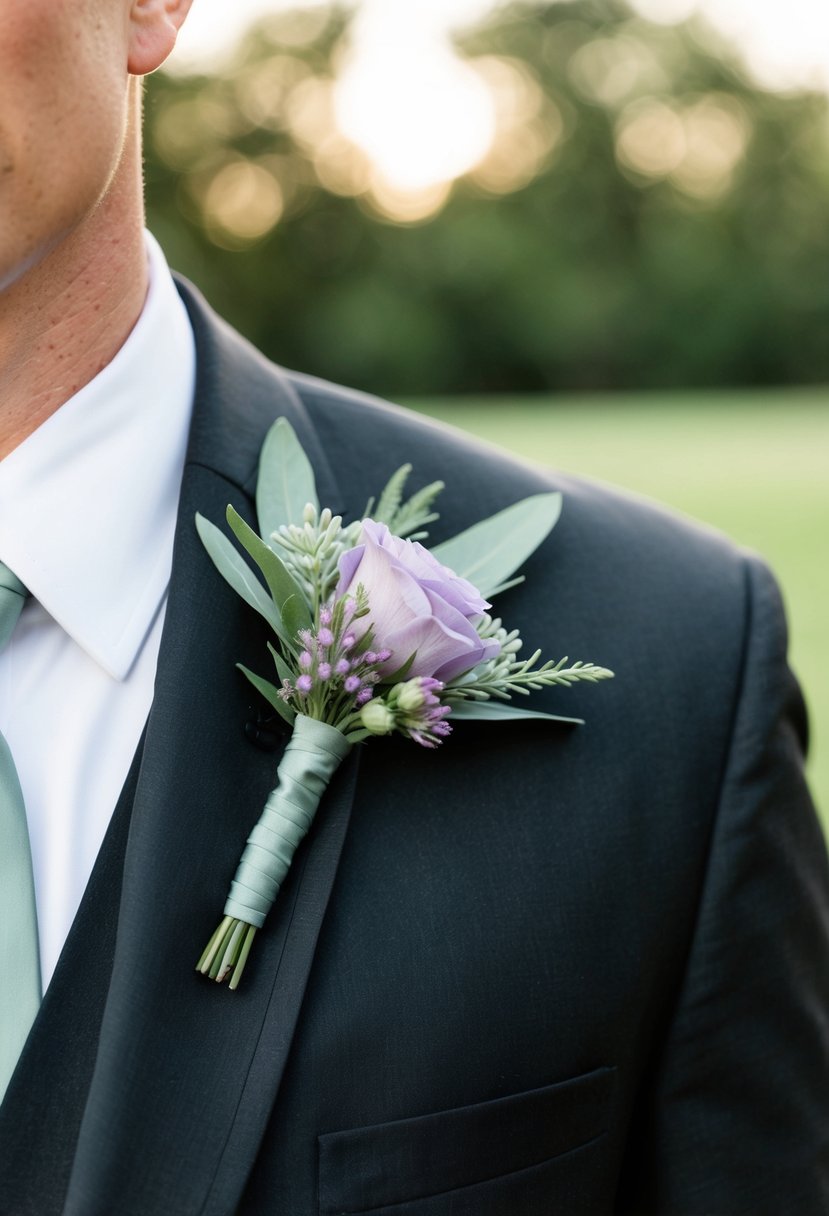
[568,35,668,107]
[468,56,564,194]
[615,97,687,180]
[235,54,311,128]
[334,46,494,193]
[629,0,829,92]
[673,95,749,198]
[334,38,495,218]
[203,159,285,246]
[169,0,829,226]
[615,92,749,199]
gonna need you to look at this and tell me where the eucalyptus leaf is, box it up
[280,593,308,641]
[195,513,283,638]
[432,493,562,599]
[485,575,525,599]
[226,505,312,627]
[256,417,318,540]
[237,664,296,727]
[449,701,583,725]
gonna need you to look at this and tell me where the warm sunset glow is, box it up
[333,44,495,197]
[176,0,829,98]
[170,0,829,224]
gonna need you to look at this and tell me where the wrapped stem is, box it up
[197,714,351,989]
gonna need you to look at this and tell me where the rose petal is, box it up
[357,546,432,642]
[419,576,489,617]
[336,544,365,597]
[382,614,478,679]
[336,518,500,682]
[433,634,501,683]
[421,584,482,641]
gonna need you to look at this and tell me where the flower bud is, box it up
[395,678,427,713]
[360,699,395,736]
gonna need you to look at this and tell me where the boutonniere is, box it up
[195,419,613,989]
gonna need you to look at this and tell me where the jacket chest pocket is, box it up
[317,1065,616,1215]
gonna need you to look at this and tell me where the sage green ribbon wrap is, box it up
[223,714,352,929]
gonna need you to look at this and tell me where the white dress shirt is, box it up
[0,233,196,990]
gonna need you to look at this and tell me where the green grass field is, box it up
[409,389,829,829]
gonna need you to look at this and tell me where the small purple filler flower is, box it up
[337,521,500,682]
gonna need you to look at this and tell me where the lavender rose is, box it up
[336,520,501,682]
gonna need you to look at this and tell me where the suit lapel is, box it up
[64,282,360,1216]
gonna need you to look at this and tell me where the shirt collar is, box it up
[0,233,196,680]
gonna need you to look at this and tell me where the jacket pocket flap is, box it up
[318,1065,616,1214]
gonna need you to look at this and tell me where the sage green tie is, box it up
[0,563,41,1103]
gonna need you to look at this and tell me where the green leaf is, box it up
[237,664,296,726]
[449,701,583,725]
[344,728,373,743]
[280,592,309,640]
[432,493,562,599]
[402,480,445,518]
[196,513,282,637]
[373,464,412,523]
[484,575,525,599]
[380,652,416,685]
[226,505,312,628]
[392,479,445,538]
[256,417,318,539]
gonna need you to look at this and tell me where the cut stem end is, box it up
[196,917,258,989]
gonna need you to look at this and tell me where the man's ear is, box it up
[127,0,195,77]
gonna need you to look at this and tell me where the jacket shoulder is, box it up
[178,271,758,649]
[286,368,754,591]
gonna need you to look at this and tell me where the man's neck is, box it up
[0,184,148,462]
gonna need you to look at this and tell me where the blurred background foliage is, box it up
[145,0,829,821]
[146,0,829,396]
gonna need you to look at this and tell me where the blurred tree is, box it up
[144,0,829,396]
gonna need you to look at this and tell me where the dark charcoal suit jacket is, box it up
[0,280,827,1216]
